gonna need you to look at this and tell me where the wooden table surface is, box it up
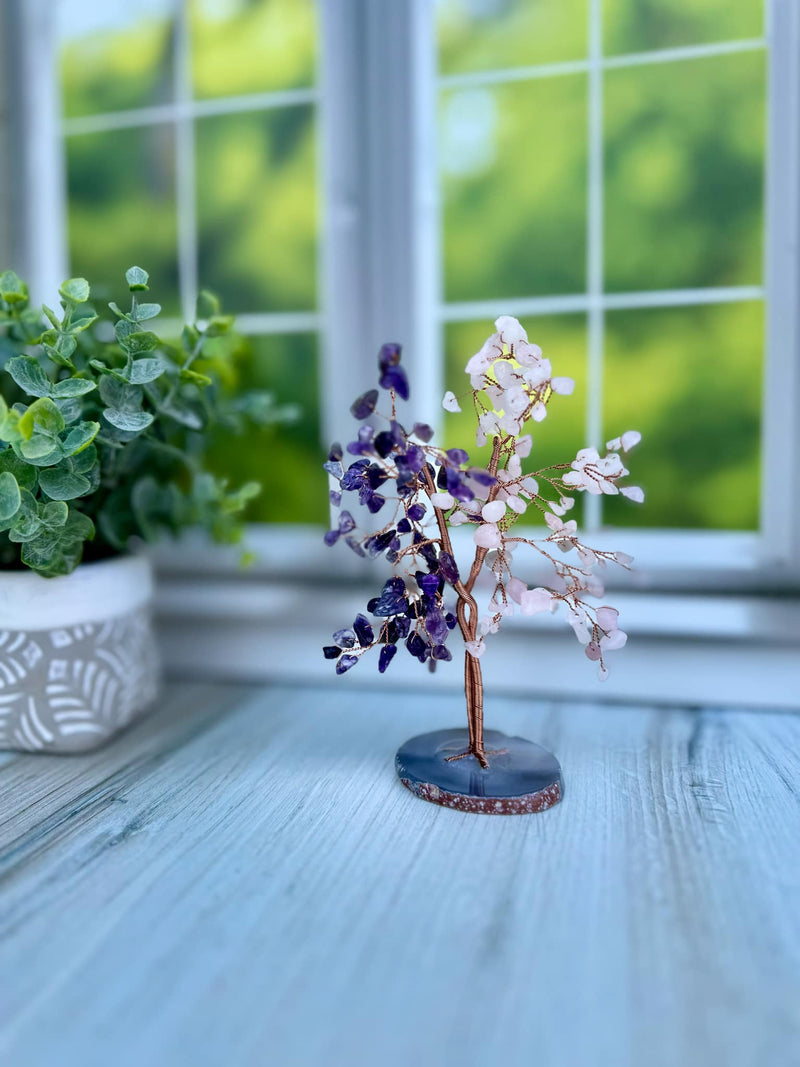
[1,682,798,1067]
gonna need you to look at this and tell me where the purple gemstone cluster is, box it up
[322,344,472,676]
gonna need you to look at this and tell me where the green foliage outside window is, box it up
[58,0,768,531]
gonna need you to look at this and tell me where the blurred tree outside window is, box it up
[437,0,766,531]
[58,0,325,524]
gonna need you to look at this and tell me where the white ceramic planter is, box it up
[0,554,159,753]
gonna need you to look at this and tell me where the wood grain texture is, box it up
[0,683,798,1067]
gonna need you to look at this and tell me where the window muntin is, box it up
[436,0,768,534]
[57,0,324,524]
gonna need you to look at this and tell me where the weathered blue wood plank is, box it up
[0,684,798,1067]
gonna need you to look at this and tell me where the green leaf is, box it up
[122,331,159,356]
[181,324,200,354]
[62,421,100,455]
[38,466,92,501]
[69,313,98,334]
[0,450,37,491]
[0,406,25,444]
[54,397,83,425]
[103,409,154,433]
[63,507,95,543]
[9,489,41,541]
[135,303,161,321]
[205,315,235,338]
[18,435,61,463]
[6,355,51,397]
[40,500,68,528]
[19,397,65,438]
[20,530,63,573]
[179,368,213,387]
[196,290,220,320]
[43,333,77,368]
[42,304,60,328]
[114,318,137,345]
[59,277,90,304]
[161,398,203,430]
[125,266,150,290]
[99,375,142,410]
[70,443,97,475]
[0,270,28,305]
[131,475,165,540]
[52,378,96,398]
[127,357,165,385]
[0,471,20,521]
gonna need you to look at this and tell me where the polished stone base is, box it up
[395,728,562,814]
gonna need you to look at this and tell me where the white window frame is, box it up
[7,0,800,596]
[318,0,800,594]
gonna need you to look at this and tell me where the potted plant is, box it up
[0,266,287,752]
[323,316,643,814]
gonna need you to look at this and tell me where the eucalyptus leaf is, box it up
[70,443,97,475]
[52,378,96,398]
[195,290,220,319]
[125,266,149,290]
[9,489,41,541]
[54,397,84,425]
[161,398,203,430]
[205,316,235,338]
[135,303,161,321]
[59,277,90,304]
[127,358,165,385]
[103,409,154,433]
[69,314,98,334]
[20,531,65,573]
[114,318,137,344]
[63,508,95,543]
[0,450,37,491]
[123,331,159,356]
[0,270,28,305]
[99,376,142,410]
[19,397,65,438]
[38,466,92,501]
[0,471,20,521]
[179,368,213,387]
[18,435,61,462]
[40,500,69,528]
[182,324,200,354]
[6,355,50,398]
[62,421,100,455]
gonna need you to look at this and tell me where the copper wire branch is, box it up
[422,438,503,768]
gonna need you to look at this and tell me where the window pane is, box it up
[603,301,763,530]
[437,0,588,74]
[441,76,587,302]
[604,0,763,56]
[604,52,765,292]
[443,315,588,522]
[205,333,325,525]
[196,108,317,314]
[66,126,180,314]
[58,0,176,118]
[190,0,316,99]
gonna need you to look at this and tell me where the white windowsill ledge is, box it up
[155,578,800,711]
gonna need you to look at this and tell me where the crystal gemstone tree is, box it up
[323,317,642,814]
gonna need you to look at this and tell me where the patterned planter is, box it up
[0,555,159,753]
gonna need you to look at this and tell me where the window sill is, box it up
[155,574,800,710]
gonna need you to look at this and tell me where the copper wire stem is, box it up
[423,439,503,768]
